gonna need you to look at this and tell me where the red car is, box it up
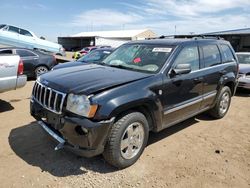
[79,45,112,55]
[79,46,98,55]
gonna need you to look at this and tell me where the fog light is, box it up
[75,125,88,135]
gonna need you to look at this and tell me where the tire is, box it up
[35,66,49,78]
[209,86,232,119]
[103,112,149,168]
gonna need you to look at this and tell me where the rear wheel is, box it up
[209,86,231,119]
[35,66,48,78]
[103,112,149,168]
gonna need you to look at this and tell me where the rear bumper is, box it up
[16,75,27,89]
[30,99,114,157]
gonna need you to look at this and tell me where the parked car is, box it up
[53,48,114,70]
[236,52,250,90]
[79,46,98,55]
[0,48,57,78]
[0,24,65,56]
[78,46,111,55]
[30,38,238,168]
[0,54,26,93]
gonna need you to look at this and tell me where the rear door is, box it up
[19,29,35,49]
[15,49,39,77]
[199,42,224,109]
[161,43,203,128]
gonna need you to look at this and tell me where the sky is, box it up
[1,0,250,42]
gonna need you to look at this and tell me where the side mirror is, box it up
[171,64,191,76]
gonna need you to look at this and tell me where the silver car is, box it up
[236,52,250,90]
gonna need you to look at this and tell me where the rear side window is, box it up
[220,44,235,63]
[16,49,36,57]
[202,45,221,67]
[8,26,20,34]
[173,46,200,71]
[0,49,13,54]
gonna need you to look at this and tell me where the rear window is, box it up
[202,45,221,67]
[0,24,6,29]
[16,49,36,57]
[220,44,235,63]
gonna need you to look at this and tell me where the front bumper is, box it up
[30,99,114,157]
[238,77,250,90]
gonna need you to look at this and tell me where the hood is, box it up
[39,64,152,95]
[53,61,85,70]
[239,64,250,74]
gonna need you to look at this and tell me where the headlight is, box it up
[66,93,98,118]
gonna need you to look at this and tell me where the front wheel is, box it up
[35,66,48,78]
[209,86,232,119]
[103,112,149,168]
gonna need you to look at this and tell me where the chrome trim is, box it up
[164,97,203,115]
[203,91,217,100]
[162,106,211,129]
[164,91,217,115]
[38,121,65,144]
[32,81,66,114]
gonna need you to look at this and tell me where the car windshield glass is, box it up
[102,44,173,73]
[237,54,250,64]
[77,50,111,63]
[0,24,6,29]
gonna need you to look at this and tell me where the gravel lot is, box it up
[0,81,250,188]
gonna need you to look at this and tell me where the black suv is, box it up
[30,38,238,168]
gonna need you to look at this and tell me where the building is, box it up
[173,28,250,52]
[58,29,157,51]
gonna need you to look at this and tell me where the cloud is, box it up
[71,9,143,27]
[68,0,250,36]
[144,0,250,17]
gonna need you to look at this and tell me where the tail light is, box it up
[17,59,24,75]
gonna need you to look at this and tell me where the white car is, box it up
[0,24,65,56]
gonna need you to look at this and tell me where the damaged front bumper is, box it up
[30,99,114,157]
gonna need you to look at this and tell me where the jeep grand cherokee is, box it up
[30,38,238,168]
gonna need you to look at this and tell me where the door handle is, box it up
[194,77,203,83]
[219,70,227,75]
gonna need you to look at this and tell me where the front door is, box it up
[161,44,203,129]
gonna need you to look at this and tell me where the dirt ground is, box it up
[0,81,250,188]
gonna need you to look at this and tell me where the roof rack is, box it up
[192,35,224,40]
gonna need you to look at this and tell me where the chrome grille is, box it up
[32,81,66,114]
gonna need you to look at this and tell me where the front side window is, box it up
[173,46,200,71]
[220,44,235,63]
[20,29,33,37]
[103,44,173,73]
[16,49,36,57]
[202,45,221,67]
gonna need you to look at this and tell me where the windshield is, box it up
[77,50,112,63]
[237,54,250,64]
[0,24,6,30]
[102,44,173,73]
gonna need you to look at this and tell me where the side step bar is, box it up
[38,121,65,150]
